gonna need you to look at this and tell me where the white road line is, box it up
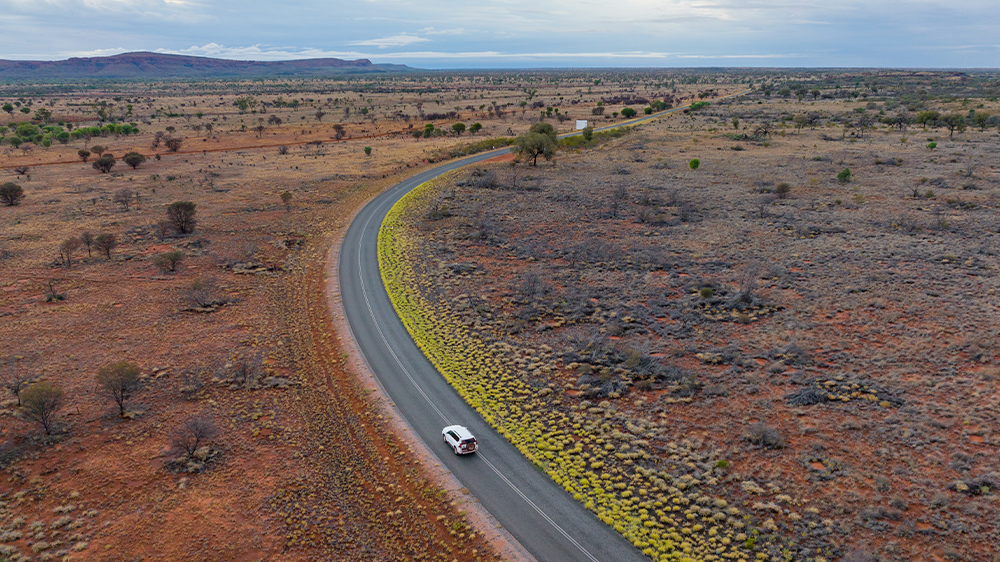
[353,172,603,562]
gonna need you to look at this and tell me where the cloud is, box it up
[350,34,430,48]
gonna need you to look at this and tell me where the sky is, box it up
[0,0,997,68]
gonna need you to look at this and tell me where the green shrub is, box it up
[837,168,852,183]
[927,142,937,149]
[689,158,700,170]
[153,250,184,272]
[699,287,714,298]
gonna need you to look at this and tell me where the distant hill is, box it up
[0,52,412,81]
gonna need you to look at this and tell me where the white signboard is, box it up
[576,120,588,130]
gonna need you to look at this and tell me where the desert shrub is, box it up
[837,168,852,183]
[0,182,24,206]
[689,158,700,170]
[153,250,184,273]
[164,137,182,152]
[364,146,372,156]
[743,422,785,449]
[122,151,146,169]
[92,154,115,173]
[171,416,218,456]
[77,149,91,162]
[95,361,141,417]
[699,287,714,298]
[277,145,289,155]
[775,182,791,198]
[19,381,65,435]
[166,201,197,234]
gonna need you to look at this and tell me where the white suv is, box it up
[442,425,478,455]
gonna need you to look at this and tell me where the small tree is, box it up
[775,182,792,199]
[122,152,146,169]
[93,233,118,259]
[689,158,700,170]
[940,113,967,138]
[582,126,594,142]
[19,381,64,435]
[363,146,372,156]
[0,182,24,206]
[469,122,482,134]
[96,360,142,417]
[164,137,183,152]
[153,250,184,272]
[451,122,466,136]
[621,107,637,118]
[80,231,95,257]
[92,154,116,173]
[91,145,107,157]
[171,416,218,456]
[113,188,133,211]
[77,149,91,163]
[973,110,991,131]
[13,166,29,177]
[837,168,852,183]
[59,236,82,266]
[280,191,293,211]
[166,201,197,234]
[513,122,557,166]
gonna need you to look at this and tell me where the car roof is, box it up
[443,425,475,440]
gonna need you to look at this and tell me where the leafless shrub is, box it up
[59,237,82,267]
[513,271,549,302]
[179,369,206,399]
[1,357,31,406]
[468,168,498,189]
[170,416,218,456]
[185,277,230,308]
[735,263,761,305]
[94,233,118,259]
[743,422,785,449]
[113,188,133,211]
[756,194,777,218]
[79,231,94,257]
[225,352,265,388]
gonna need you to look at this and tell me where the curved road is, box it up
[339,93,747,562]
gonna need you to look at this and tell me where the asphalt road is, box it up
[338,96,747,562]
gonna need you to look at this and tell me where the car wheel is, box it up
[453,446,460,455]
